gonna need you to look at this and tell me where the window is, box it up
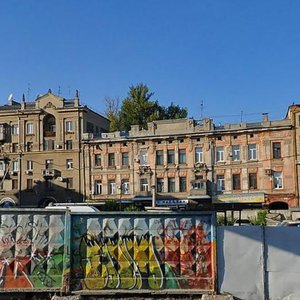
[26,142,33,152]
[273,142,281,159]
[156,178,164,192]
[67,177,73,189]
[0,162,5,171]
[122,152,129,166]
[66,121,73,132]
[12,179,18,190]
[108,180,116,194]
[27,179,33,190]
[248,144,257,160]
[27,160,33,171]
[26,123,33,134]
[140,149,148,165]
[12,143,18,153]
[195,147,203,163]
[45,159,53,169]
[217,175,225,192]
[216,147,224,162]
[178,149,186,164]
[273,172,283,189]
[108,153,115,167]
[66,140,72,150]
[11,124,19,135]
[192,178,205,190]
[140,178,148,192]
[179,177,187,192]
[121,180,129,194]
[232,174,241,190]
[95,154,102,167]
[167,150,175,164]
[94,180,102,195]
[156,150,164,165]
[12,160,19,172]
[44,139,54,151]
[249,173,257,190]
[168,178,175,192]
[232,145,240,161]
[66,159,73,170]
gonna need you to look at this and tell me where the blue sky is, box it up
[0,0,300,124]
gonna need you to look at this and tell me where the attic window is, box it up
[250,134,254,138]
[180,139,184,143]
[197,138,200,142]
[233,135,238,139]
[123,142,127,147]
[157,141,161,144]
[109,143,113,147]
[217,136,222,141]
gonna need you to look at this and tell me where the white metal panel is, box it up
[217,226,264,300]
[266,227,300,300]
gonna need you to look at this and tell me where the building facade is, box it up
[0,90,109,207]
[85,114,297,210]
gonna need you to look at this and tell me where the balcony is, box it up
[189,180,208,196]
[42,169,57,178]
[44,131,56,137]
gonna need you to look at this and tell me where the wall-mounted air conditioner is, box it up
[25,170,32,175]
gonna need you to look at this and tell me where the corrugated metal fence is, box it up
[217,226,300,300]
[0,210,216,294]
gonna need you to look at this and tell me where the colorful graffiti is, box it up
[70,213,215,291]
[0,211,66,290]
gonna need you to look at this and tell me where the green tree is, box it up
[119,83,158,131]
[105,83,189,132]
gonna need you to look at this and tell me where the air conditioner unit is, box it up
[9,171,16,175]
[57,176,65,182]
[56,144,62,149]
[25,170,32,175]
[265,169,272,175]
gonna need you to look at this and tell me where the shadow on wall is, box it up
[6,180,84,208]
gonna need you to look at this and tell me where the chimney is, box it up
[262,113,269,122]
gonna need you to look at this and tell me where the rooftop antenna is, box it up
[240,110,243,122]
[68,85,71,97]
[58,86,61,96]
[27,83,31,100]
[200,100,204,119]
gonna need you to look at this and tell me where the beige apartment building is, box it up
[85,113,298,210]
[0,90,109,207]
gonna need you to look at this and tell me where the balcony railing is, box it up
[44,131,56,137]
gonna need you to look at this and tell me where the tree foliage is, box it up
[105,83,188,132]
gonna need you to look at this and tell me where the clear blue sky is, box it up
[0,0,300,124]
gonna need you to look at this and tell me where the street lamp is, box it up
[151,184,156,208]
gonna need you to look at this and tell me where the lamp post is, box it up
[18,151,23,207]
[151,184,156,208]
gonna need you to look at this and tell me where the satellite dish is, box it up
[8,94,13,102]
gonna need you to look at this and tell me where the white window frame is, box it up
[248,144,257,160]
[12,124,19,135]
[66,121,73,132]
[109,181,116,194]
[140,179,148,192]
[26,123,33,135]
[122,181,130,194]
[0,161,5,171]
[273,172,283,189]
[94,180,102,195]
[217,175,225,192]
[195,147,203,163]
[66,159,73,170]
[12,160,19,172]
[140,150,148,165]
[216,147,224,162]
[232,145,240,161]
[27,160,33,171]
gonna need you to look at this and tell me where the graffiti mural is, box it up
[70,213,215,291]
[0,211,66,290]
